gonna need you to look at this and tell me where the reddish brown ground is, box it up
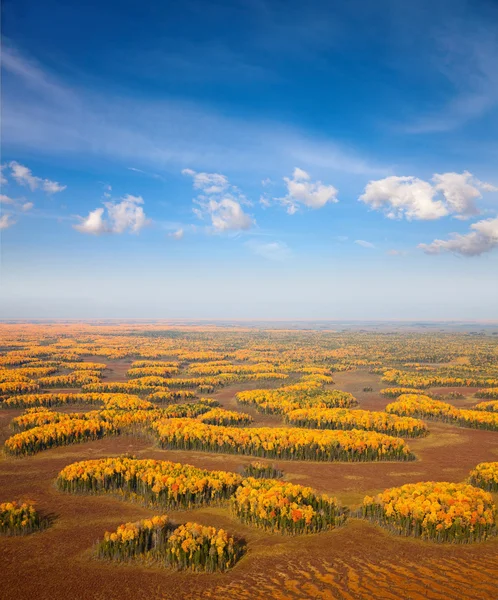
[1,366,497,600]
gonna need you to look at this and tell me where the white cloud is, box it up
[184,168,254,232]
[419,216,498,257]
[355,240,375,249]
[246,240,291,261]
[360,176,447,220]
[433,171,495,218]
[259,194,271,208]
[0,194,15,205]
[169,228,184,240]
[207,198,253,232]
[0,194,34,214]
[105,194,148,234]
[275,167,339,214]
[359,172,496,221]
[9,161,66,194]
[387,249,406,256]
[74,207,108,235]
[0,214,16,230]
[0,165,7,185]
[74,195,150,235]
[182,169,229,195]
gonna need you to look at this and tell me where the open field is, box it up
[1,323,498,599]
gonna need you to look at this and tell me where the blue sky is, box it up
[1,0,498,320]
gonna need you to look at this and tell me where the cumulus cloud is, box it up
[359,172,496,220]
[246,240,291,261]
[433,171,496,218]
[74,194,149,235]
[106,194,148,234]
[204,198,253,232]
[419,217,498,257]
[21,202,34,211]
[271,167,338,214]
[360,176,447,220]
[9,161,66,193]
[74,207,108,235]
[0,214,16,230]
[355,240,375,249]
[183,168,254,232]
[169,228,184,240]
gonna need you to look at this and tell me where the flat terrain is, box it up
[1,360,498,600]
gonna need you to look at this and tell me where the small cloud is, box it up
[0,194,35,216]
[0,165,7,185]
[106,194,148,234]
[0,214,16,230]
[261,178,273,187]
[419,216,498,257]
[359,172,497,221]
[74,207,108,235]
[273,167,339,214]
[355,239,376,249]
[9,161,66,194]
[246,240,291,261]
[183,168,254,232]
[0,194,15,205]
[169,228,184,240]
[387,249,406,256]
[182,168,229,195]
[336,235,349,242]
[207,198,253,232]
[74,194,150,236]
[102,183,112,199]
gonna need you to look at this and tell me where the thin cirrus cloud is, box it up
[355,240,375,249]
[403,21,498,134]
[183,168,254,232]
[1,45,386,178]
[359,171,497,220]
[246,240,291,261]
[419,216,498,257]
[74,194,150,235]
[263,167,339,215]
